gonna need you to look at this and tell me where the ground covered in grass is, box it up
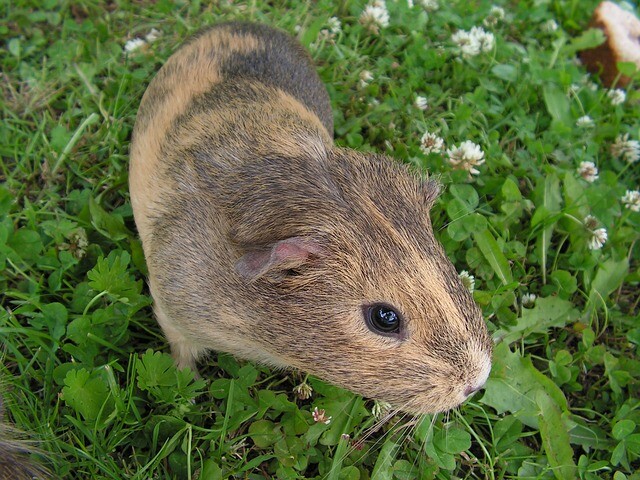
[1,0,639,478]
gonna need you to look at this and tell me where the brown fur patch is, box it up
[130,26,262,245]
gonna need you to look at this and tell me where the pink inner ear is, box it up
[272,238,324,263]
[235,237,324,280]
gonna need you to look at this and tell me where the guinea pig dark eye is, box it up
[365,303,402,335]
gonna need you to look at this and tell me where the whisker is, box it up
[322,403,404,480]
[356,408,400,447]
[435,194,488,233]
[415,410,439,452]
[390,412,425,475]
[453,404,496,480]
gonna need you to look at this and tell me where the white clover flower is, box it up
[579,75,599,92]
[419,0,439,11]
[452,27,494,57]
[448,141,485,175]
[611,134,640,163]
[60,228,89,259]
[145,28,162,43]
[521,293,537,307]
[577,161,599,182]
[607,88,626,106]
[359,70,374,88]
[483,5,505,27]
[541,19,559,33]
[583,216,607,250]
[490,5,506,19]
[293,382,313,400]
[452,30,480,58]
[420,131,445,155]
[312,407,332,424]
[459,270,475,293]
[471,27,495,52]
[415,95,428,110]
[583,215,598,230]
[124,37,146,53]
[622,190,640,212]
[316,30,331,43]
[588,228,608,250]
[327,16,342,34]
[71,228,88,253]
[317,18,341,43]
[360,0,390,33]
[576,115,594,128]
[371,400,392,419]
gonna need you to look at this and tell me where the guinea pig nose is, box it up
[464,384,482,397]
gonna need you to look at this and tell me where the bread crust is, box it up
[580,2,640,87]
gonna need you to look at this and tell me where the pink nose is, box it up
[464,384,482,397]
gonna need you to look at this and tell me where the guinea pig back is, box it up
[129,22,492,414]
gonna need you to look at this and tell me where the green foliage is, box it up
[137,350,206,407]
[87,250,145,306]
[62,367,115,425]
[1,0,639,478]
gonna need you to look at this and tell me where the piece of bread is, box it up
[580,1,640,87]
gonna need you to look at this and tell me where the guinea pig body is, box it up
[129,22,492,414]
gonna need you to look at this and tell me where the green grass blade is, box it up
[472,229,513,285]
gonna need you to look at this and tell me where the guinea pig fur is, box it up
[129,22,492,414]
[0,397,51,480]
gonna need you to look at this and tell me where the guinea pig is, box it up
[129,22,492,414]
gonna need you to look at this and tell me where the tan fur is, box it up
[130,22,492,414]
[0,399,51,480]
[130,26,263,246]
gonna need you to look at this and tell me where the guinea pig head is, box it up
[226,149,493,414]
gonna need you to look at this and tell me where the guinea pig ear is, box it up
[235,236,325,281]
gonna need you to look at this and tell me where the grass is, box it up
[1,0,639,478]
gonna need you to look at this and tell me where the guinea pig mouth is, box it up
[396,392,466,415]
[377,383,471,415]
[395,353,492,414]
